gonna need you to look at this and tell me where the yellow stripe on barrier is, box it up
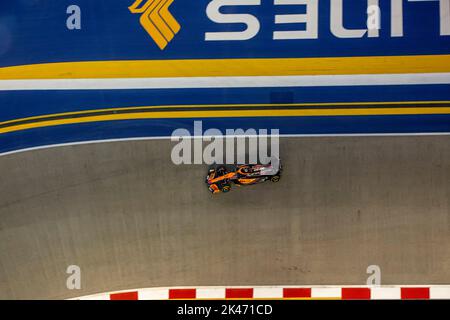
[0,55,450,79]
[1,105,450,135]
[1,101,448,127]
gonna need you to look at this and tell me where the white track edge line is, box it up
[1,73,450,90]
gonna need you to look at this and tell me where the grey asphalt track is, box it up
[0,136,449,299]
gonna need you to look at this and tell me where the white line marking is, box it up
[253,287,284,299]
[196,288,226,299]
[1,73,450,90]
[430,287,450,299]
[138,288,169,300]
[371,287,401,300]
[69,294,110,300]
[311,287,342,298]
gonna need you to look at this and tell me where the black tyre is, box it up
[270,175,281,183]
[222,184,231,193]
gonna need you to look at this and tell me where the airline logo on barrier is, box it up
[129,0,181,50]
[130,0,450,50]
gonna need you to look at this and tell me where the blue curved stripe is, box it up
[1,85,450,122]
[1,115,450,155]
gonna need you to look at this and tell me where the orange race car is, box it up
[205,158,282,194]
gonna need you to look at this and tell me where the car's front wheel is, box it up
[270,175,281,183]
[222,184,231,193]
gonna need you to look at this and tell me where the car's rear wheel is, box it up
[271,175,281,183]
[222,184,231,193]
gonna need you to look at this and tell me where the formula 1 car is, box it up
[205,158,282,194]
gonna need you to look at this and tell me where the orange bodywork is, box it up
[207,160,281,194]
[208,167,259,185]
[209,184,220,194]
[208,172,236,184]
[207,164,273,193]
[236,178,259,185]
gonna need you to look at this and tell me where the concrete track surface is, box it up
[0,136,449,299]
